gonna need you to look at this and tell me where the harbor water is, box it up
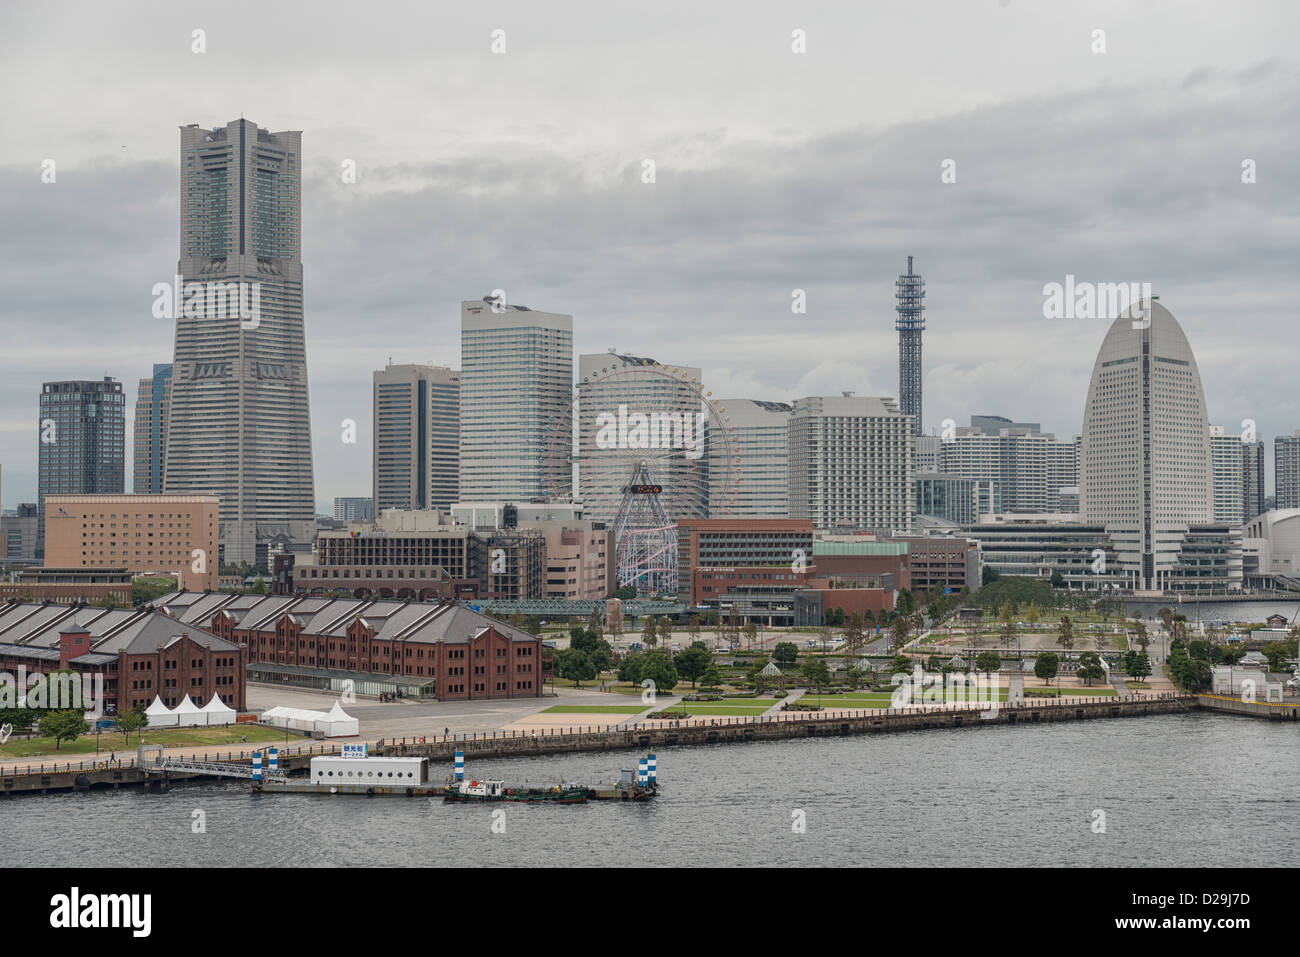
[4,712,1296,867]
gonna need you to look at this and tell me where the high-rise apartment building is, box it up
[938,416,1077,513]
[133,363,173,493]
[710,399,791,518]
[1276,430,1300,510]
[333,497,374,522]
[1080,301,1218,590]
[787,395,913,533]
[164,119,315,565]
[576,352,706,524]
[459,297,572,503]
[1242,439,1265,521]
[373,363,460,513]
[1209,425,1245,525]
[895,256,925,436]
[37,378,126,559]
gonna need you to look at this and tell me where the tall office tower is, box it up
[938,416,1077,513]
[1242,439,1265,520]
[914,434,942,473]
[164,119,315,565]
[133,363,173,493]
[709,399,791,518]
[373,363,460,513]
[1081,301,1213,591]
[787,395,913,534]
[1276,431,1300,509]
[895,255,925,436]
[576,352,706,524]
[459,297,573,502]
[37,378,126,559]
[1209,425,1245,525]
[333,497,374,522]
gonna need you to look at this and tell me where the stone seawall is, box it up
[0,695,1196,796]
[1196,694,1300,720]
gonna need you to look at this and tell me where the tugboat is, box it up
[442,778,589,804]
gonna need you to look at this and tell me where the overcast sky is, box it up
[1,0,1297,510]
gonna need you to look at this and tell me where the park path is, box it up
[761,690,804,717]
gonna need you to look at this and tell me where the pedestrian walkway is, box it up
[760,690,804,717]
[615,696,682,726]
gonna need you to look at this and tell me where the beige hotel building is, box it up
[44,494,220,591]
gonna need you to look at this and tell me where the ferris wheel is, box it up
[540,361,739,597]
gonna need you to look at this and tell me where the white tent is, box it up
[143,695,179,728]
[317,701,359,737]
[200,694,238,725]
[259,702,358,737]
[171,694,207,728]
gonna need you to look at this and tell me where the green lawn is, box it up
[1026,687,1117,697]
[0,723,285,759]
[662,698,780,716]
[540,704,648,715]
[795,686,1010,707]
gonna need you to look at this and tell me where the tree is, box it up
[1057,615,1074,653]
[700,663,723,689]
[890,654,912,675]
[772,642,798,668]
[642,615,657,648]
[674,645,712,688]
[1049,569,1065,589]
[896,589,915,616]
[618,651,646,684]
[115,708,148,744]
[558,649,596,687]
[640,651,679,693]
[975,650,1002,677]
[509,611,524,631]
[657,616,673,646]
[890,617,910,651]
[1034,652,1059,689]
[1134,619,1149,653]
[524,616,542,636]
[982,566,1001,586]
[999,602,1016,650]
[588,609,604,636]
[1263,640,1296,672]
[687,615,701,642]
[1077,651,1106,686]
[843,665,862,691]
[741,620,758,646]
[801,657,830,694]
[1025,602,1041,631]
[1129,653,1152,681]
[38,710,89,750]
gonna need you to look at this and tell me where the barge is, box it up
[249,749,661,802]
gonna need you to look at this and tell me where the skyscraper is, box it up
[37,377,126,559]
[938,416,1078,513]
[710,399,791,518]
[133,363,172,493]
[459,297,572,503]
[895,255,925,436]
[164,119,315,565]
[1242,439,1265,521]
[1276,430,1300,510]
[1209,425,1245,525]
[1080,301,1214,590]
[373,363,460,513]
[787,395,913,533]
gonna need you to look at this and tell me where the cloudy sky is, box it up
[1,0,1297,511]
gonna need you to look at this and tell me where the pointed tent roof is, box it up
[173,693,201,714]
[144,695,171,716]
[201,695,237,717]
[327,701,354,720]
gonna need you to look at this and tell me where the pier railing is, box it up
[0,693,1203,778]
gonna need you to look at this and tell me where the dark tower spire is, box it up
[895,255,925,436]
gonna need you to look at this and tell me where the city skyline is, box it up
[2,2,1298,511]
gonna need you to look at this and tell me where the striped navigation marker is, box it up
[647,753,657,784]
[637,757,648,786]
[269,748,279,774]
[454,751,465,781]
[252,752,263,782]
